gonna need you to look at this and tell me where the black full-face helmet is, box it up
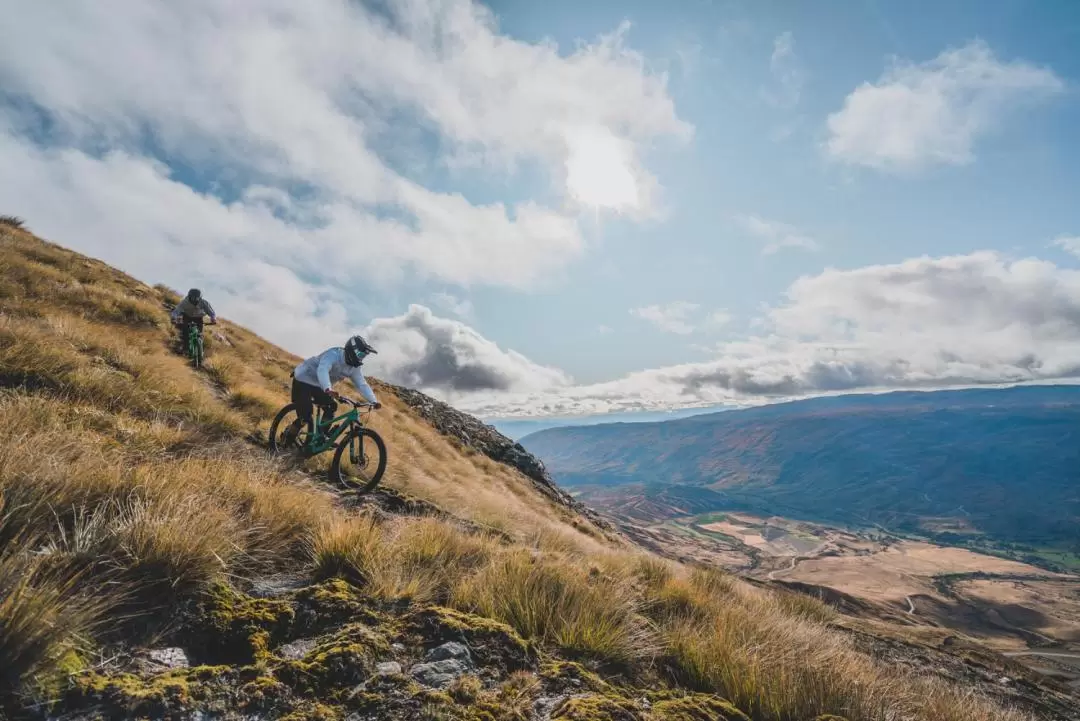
[187,288,202,304]
[344,334,377,367]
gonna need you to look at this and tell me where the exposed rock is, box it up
[425,641,471,663]
[246,574,307,599]
[134,647,189,673]
[409,641,475,688]
[535,694,572,721]
[386,383,615,532]
[276,638,320,661]
[374,661,402,676]
[410,657,472,688]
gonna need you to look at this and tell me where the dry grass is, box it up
[311,515,499,605]
[0,544,101,697]
[0,229,1038,720]
[451,551,657,668]
[644,568,1033,721]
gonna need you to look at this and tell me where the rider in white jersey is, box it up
[290,335,380,445]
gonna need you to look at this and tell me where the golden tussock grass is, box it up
[311,515,500,605]
[451,550,658,668]
[0,542,108,700]
[0,229,1036,720]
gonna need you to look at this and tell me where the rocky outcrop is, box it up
[385,383,615,532]
[51,578,753,721]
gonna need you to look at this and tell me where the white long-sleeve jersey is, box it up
[293,347,378,405]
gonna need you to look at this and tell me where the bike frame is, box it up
[308,402,371,455]
[186,323,202,355]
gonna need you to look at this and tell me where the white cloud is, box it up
[631,301,701,335]
[455,251,1080,417]
[826,40,1063,172]
[761,31,804,108]
[597,325,614,335]
[1053,236,1080,259]
[706,310,732,328]
[364,305,569,395]
[430,292,474,319]
[735,214,819,255]
[0,0,688,354]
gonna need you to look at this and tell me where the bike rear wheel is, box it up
[268,403,311,453]
[330,427,387,493]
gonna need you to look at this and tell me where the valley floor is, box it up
[624,510,1080,699]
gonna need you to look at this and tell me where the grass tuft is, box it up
[451,551,657,668]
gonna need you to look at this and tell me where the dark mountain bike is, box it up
[268,396,387,492]
[176,318,215,369]
[186,323,204,369]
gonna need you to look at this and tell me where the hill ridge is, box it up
[1,220,1073,720]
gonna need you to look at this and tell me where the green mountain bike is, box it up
[268,396,387,492]
[177,319,215,369]
[185,322,204,369]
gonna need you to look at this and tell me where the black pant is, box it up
[291,377,337,435]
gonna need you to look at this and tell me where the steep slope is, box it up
[0,221,1071,721]
[521,387,1080,550]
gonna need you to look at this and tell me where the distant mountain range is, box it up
[486,404,728,439]
[521,386,1080,551]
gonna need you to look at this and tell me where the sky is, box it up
[2,0,1080,419]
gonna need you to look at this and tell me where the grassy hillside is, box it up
[0,220,1055,720]
[522,387,1080,552]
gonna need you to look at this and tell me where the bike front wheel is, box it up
[330,427,387,493]
[189,329,203,369]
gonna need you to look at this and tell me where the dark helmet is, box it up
[187,288,202,304]
[344,334,377,367]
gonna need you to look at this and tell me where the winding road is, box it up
[768,556,798,580]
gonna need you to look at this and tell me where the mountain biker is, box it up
[170,288,217,349]
[290,335,381,448]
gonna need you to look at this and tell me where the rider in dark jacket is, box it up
[170,288,216,348]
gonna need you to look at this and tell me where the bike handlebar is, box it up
[338,396,374,409]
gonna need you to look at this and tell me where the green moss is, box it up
[68,671,193,719]
[279,701,343,720]
[194,582,295,664]
[275,623,389,695]
[540,660,611,692]
[648,692,750,721]
[408,606,533,671]
[238,674,289,714]
[294,578,386,633]
[415,688,455,706]
[551,693,641,721]
[29,646,87,701]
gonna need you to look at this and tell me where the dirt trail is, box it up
[768,556,798,580]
